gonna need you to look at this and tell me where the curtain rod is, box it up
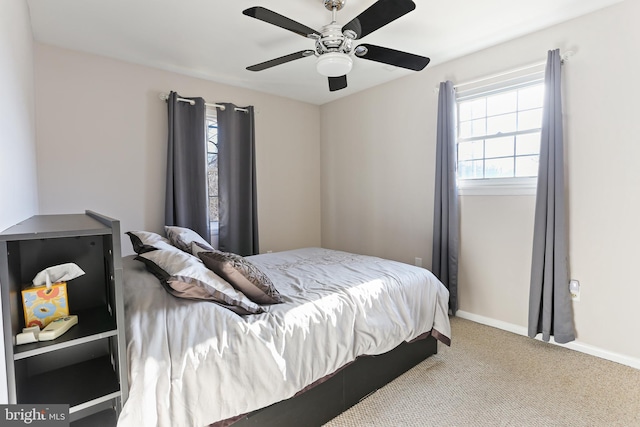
[434,50,575,93]
[158,92,249,112]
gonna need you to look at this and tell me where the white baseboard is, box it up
[456,310,640,370]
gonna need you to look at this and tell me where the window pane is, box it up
[518,108,543,131]
[485,136,514,159]
[206,116,219,224]
[485,157,514,178]
[487,113,516,135]
[518,85,544,110]
[209,196,219,221]
[458,140,484,161]
[458,102,471,122]
[207,121,218,153]
[487,92,517,116]
[458,160,484,179]
[459,99,486,121]
[458,120,469,138]
[469,99,486,119]
[516,133,540,155]
[470,118,486,137]
[208,154,218,196]
[515,155,539,177]
[459,118,487,138]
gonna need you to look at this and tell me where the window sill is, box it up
[457,177,537,196]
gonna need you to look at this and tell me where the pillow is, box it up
[126,230,170,254]
[165,225,214,253]
[135,240,263,315]
[198,250,283,305]
[190,241,213,258]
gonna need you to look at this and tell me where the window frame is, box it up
[455,70,545,196]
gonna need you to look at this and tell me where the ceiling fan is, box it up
[243,0,430,92]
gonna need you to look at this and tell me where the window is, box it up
[456,73,545,195]
[206,109,219,247]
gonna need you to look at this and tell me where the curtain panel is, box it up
[216,104,259,256]
[528,49,575,344]
[432,80,460,314]
[165,91,210,241]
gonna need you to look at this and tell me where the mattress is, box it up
[117,247,451,427]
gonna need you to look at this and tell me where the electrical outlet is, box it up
[414,257,422,267]
[569,280,580,301]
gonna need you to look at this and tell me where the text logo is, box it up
[0,405,69,427]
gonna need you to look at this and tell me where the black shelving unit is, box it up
[0,211,127,426]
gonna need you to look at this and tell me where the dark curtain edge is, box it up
[164,91,210,242]
[217,103,259,256]
[527,50,576,343]
[432,81,460,315]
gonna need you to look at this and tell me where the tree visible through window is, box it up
[206,112,219,246]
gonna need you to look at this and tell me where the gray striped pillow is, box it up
[198,250,283,305]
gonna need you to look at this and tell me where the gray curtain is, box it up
[165,91,210,241]
[432,81,460,315]
[528,49,575,344]
[216,103,259,256]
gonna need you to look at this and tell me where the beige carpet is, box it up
[324,317,640,427]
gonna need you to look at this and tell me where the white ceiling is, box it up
[26,0,623,105]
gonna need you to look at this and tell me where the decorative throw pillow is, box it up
[135,240,263,315]
[126,230,170,254]
[165,225,214,253]
[198,250,283,305]
[190,241,213,258]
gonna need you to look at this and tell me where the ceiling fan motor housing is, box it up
[324,0,346,11]
[316,23,354,55]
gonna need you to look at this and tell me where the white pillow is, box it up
[136,240,263,315]
[164,226,214,253]
[126,230,170,253]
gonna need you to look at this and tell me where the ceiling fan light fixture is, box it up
[316,52,353,77]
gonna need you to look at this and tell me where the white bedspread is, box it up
[117,248,451,427]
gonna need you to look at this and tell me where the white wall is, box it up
[0,0,40,404]
[321,1,640,363]
[34,44,322,255]
[0,1,39,230]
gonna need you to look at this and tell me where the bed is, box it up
[117,237,451,427]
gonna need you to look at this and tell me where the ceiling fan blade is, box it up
[355,44,430,71]
[246,50,315,72]
[243,7,321,38]
[328,75,348,92]
[342,0,415,40]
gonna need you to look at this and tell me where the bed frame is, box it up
[225,335,438,427]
